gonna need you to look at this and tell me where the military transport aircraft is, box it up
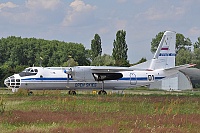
[4,31,195,94]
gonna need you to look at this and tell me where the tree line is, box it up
[0,30,200,87]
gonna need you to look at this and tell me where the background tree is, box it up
[62,57,78,67]
[151,32,164,53]
[112,30,129,66]
[192,48,200,68]
[91,54,115,66]
[91,34,102,61]
[85,49,93,63]
[133,57,147,65]
[176,34,192,52]
[176,49,192,66]
[192,37,200,68]
[193,37,200,49]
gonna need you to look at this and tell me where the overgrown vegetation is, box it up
[0,96,5,115]
[0,90,200,133]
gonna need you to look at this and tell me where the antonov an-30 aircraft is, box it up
[4,31,195,94]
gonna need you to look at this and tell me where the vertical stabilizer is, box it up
[149,31,176,70]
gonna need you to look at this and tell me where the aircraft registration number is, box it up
[75,83,97,87]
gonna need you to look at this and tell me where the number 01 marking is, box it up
[148,75,154,81]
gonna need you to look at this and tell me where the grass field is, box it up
[0,89,200,133]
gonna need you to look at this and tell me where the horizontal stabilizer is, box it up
[164,64,196,71]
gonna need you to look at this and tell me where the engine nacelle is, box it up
[70,66,94,81]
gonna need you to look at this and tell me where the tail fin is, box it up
[149,31,176,70]
[131,31,176,70]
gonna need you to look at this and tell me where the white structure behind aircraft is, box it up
[4,31,195,94]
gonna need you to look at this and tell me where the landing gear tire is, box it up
[68,90,76,95]
[98,90,107,95]
[28,91,33,96]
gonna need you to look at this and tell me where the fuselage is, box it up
[4,66,168,92]
[4,31,182,93]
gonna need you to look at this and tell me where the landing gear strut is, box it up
[68,90,76,95]
[98,81,107,95]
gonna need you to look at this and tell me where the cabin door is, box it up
[130,73,137,85]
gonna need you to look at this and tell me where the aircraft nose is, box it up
[4,78,9,87]
[4,75,21,90]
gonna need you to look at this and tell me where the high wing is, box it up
[91,66,133,72]
[91,66,151,72]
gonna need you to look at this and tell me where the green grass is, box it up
[0,90,200,132]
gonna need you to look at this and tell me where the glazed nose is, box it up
[4,76,21,89]
[4,76,12,88]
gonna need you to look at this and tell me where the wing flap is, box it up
[91,66,152,72]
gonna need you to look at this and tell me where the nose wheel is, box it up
[28,91,33,96]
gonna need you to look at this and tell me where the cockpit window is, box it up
[19,68,38,77]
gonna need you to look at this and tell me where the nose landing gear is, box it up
[28,91,33,96]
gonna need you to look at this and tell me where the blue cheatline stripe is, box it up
[159,53,176,56]
[120,77,147,80]
[119,76,165,81]
[21,78,73,81]
[21,76,165,81]
[155,77,165,80]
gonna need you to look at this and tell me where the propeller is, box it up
[64,68,73,83]
[64,68,72,75]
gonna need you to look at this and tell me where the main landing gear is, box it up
[26,90,33,96]
[98,90,107,95]
[68,80,107,95]
[98,81,107,95]
[68,90,76,95]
